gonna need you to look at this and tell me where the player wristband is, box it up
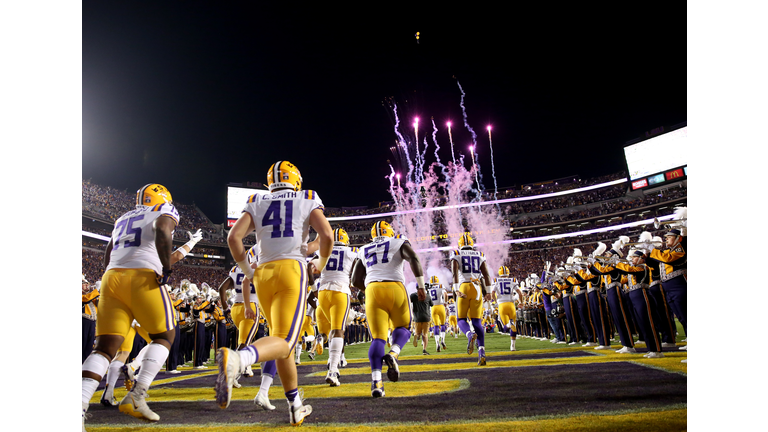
[316,254,330,271]
[415,276,425,290]
[177,246,189,258]
[236,259,254,279]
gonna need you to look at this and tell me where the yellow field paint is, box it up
[308,351,687,377]
[91,379,468,404]
[86,408,687,432]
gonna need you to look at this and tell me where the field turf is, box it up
[85,321,687,431]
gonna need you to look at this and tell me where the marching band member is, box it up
[567,251,598,348]
[587,241,636,354]
[647,225,687,348]
[451,233,494,366]
[351,221,427,397]
[635,233,678,349]
[614,249,664,358]
[553,270,581,345]
[573,250,612,350]
[82,276,99,363]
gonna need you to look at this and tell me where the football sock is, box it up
[471,318,485,349]
[285,388,302,408]
[328,337,343,371]
[371,370,382,382]
[369,339,386,371]
[129,343,151,370]
[458,318,472,337]
[391,327,411,351]
[82,352,110,406]
[258,374,273,398]
[261,360,277,377]
[239,345,259,367]
[137,343,169,388]
[104,359,124,398]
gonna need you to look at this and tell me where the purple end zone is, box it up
[88,361,685,426]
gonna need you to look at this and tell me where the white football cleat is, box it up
[233,376,242,389]
[289,403,312,426]
[214,347,242,409]
[340,355,348,368]
[118,387,159,422]
[325,370,341,387]
[254,392,276,411]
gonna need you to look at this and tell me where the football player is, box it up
[446,297,458,338]
[451,233,493,366]
[82,184,198,426]
[427,276,449,352]
[493,266,524,351]
[217,244,278,411]
[351,221,427,397]
[217,161,333,426]
[311,228,359,386]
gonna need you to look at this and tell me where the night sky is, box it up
[82,3,687,223]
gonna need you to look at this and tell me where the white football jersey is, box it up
[494,277,518,304]
[360,237,409,286]
[427,283,446,306]
[106,203,180,275]
[318,245,359,295]
[446,303,457,316]
[242,189,324,265]
[228,265,257,304]
[450,248,487,284]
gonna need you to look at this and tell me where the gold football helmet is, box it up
[430,275,440,285]
[371,221,395,239]
[267,161,302,192]
[136,184,173,207]
[498,266,510,277]
[333,228,350,245]
[458,232,474,249]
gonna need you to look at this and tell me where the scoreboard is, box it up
[227,186,269,227]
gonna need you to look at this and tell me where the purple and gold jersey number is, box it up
[429,288,439,302]
[325,250,346,271]
[363,241,390,268]
[112,215,144,250]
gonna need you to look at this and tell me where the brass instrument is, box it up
[652,217,687,230]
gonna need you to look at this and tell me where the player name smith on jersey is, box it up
[106,203,180,275]
[361,236,409,286]
[242,190,324,265]
[450,249,486,284]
